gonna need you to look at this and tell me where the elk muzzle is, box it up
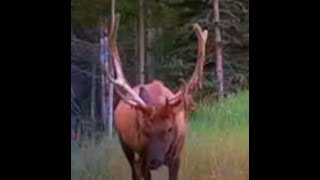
[146,138,166,170]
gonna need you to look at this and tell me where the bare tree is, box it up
[100,21,107,131]
[212,0,224,98]
[90,61,97,132]
[138,0,145,84]
[146,8,155,83]
[106,0,116,138]
[107,55,114,137]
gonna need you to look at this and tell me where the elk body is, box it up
[106,14,208,180]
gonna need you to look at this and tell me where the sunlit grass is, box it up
[71,90,249,180]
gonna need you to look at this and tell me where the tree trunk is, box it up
[134,18,139,85]
[146,9,155,83]
[90,61,97,134]
[212,0,224,99]
[107,0,116,138]
[156,27,164,80]
[100,23,107,132]
[100,54,107,131]
[108,63,114,138]
[138,0,145,85]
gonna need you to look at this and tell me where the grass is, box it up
[71,90,249,180]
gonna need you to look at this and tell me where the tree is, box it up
[212,0,224,98]
[100,22,107,132]
[90,61,97,133]
[138,0,146,84]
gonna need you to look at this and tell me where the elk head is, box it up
[105,14,208,169]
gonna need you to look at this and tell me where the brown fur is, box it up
[115,80,187,180]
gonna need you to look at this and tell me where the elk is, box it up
[105,14,208,180]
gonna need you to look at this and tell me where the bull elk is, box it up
[105,14,208,180]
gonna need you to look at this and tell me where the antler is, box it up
[105,14,147,108]
[187,23,208,92]
[169,23,208,108]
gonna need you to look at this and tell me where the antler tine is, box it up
[168,23,208,107]
[187,23,208,92]
[193,23,208,59]
[105,13,147,108]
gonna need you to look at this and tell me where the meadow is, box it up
[71,90,249,180]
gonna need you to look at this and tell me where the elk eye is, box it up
[143,130,151,137]
[143,127,151,137]
[168,127,173,133]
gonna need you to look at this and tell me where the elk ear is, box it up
[139,86,153,106]
[167,97,182,107]
[136,86,153,115]
[166,97,184,114]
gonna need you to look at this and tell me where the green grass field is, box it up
[71,90,249,180]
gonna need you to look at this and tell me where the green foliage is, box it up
[153,0,249,92]
[146,1,181,28]
[190,90,249,131]
[72,0,249,86]
[72,0,110,27]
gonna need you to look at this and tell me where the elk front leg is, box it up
[119,140,141,180]
[133,159,143,180]
[168,157,180,180]
[141,155,151,180]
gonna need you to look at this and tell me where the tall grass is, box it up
[71,90,249,180]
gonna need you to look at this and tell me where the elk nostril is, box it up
[149,159,161,167]
[150,159,157,165]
